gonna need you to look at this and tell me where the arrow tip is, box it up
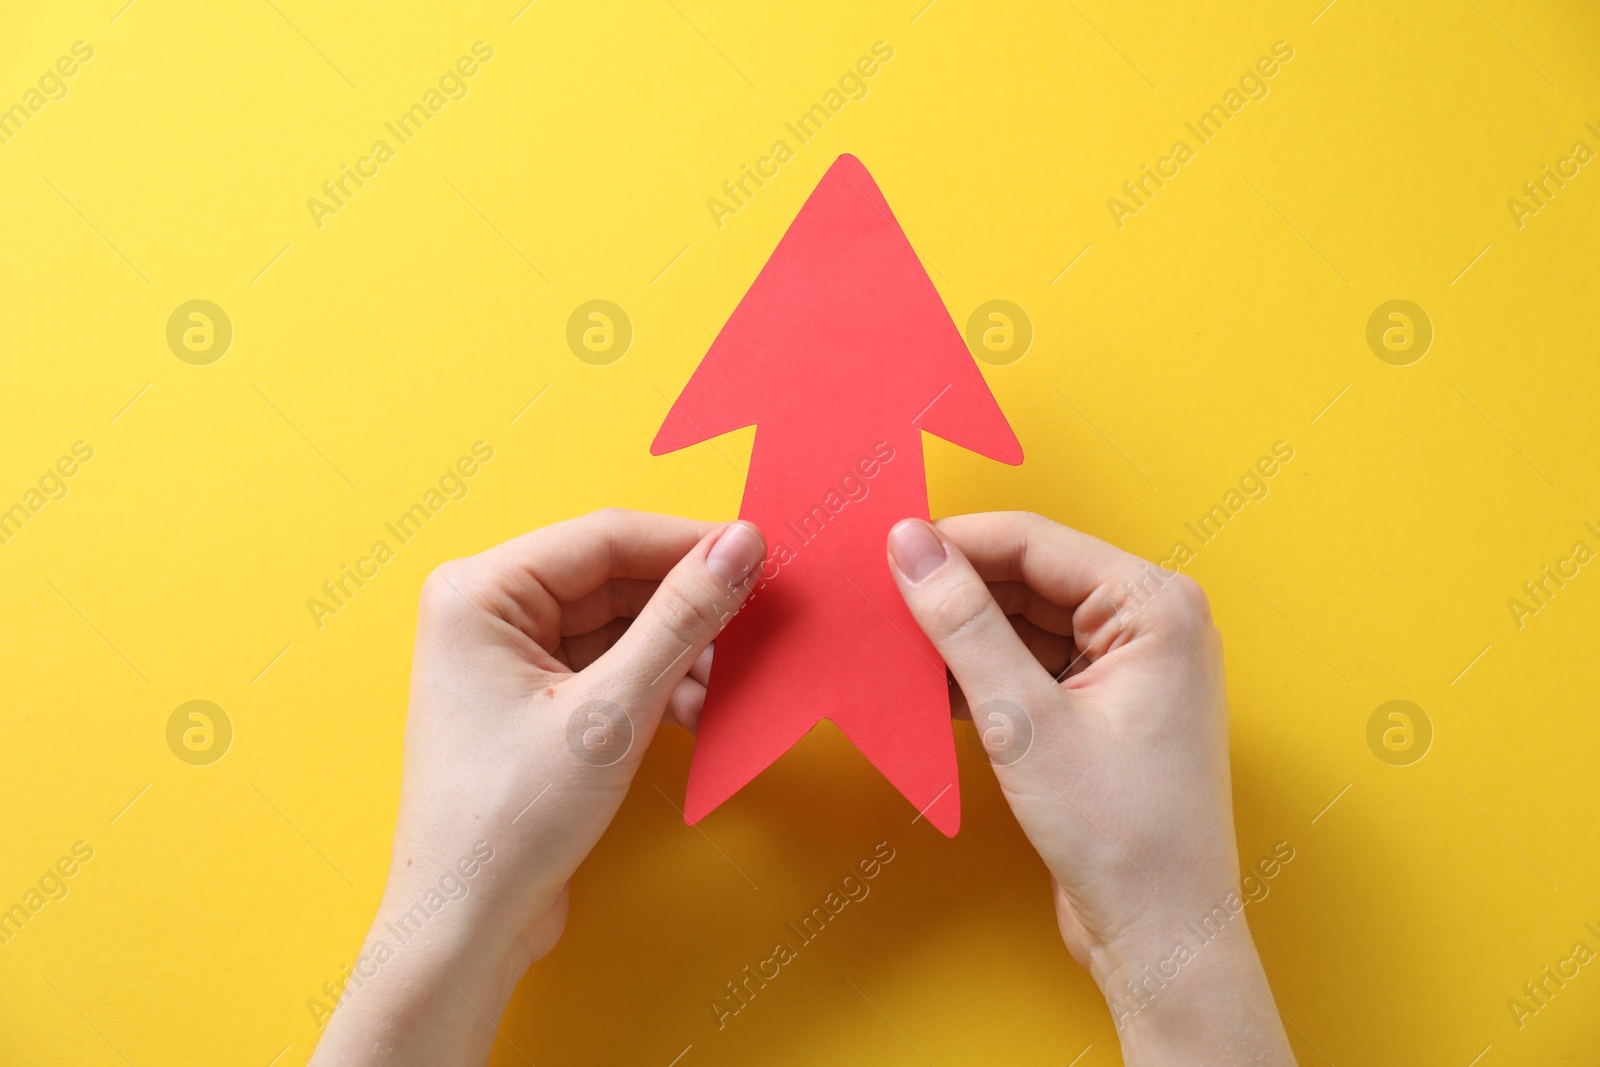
[817,153,896,226]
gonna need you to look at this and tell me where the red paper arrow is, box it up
[651,154,1022,836]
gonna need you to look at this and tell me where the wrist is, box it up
[1092,915,1295,1066]
[369,881,528,994]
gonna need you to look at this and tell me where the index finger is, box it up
[933,511,1162,614]
[447,509,719,651]
[474,508,717,603]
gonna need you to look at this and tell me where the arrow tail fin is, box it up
[684,554,962,837]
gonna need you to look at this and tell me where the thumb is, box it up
[593,520,765,716]
[887,519,1055,717]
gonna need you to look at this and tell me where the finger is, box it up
[1012,615,1077,677]
[942,626,1070,721]
[451,510,716,649]
[987,580,1077,637]
[560,578,660,636]
[664,647,716,734]
[415,561,569,674]
[948,672,971,721]
[560,619,632,672]
[666,676,708,734]
[561,613,720,677]
[936,512,1204,657]
[886,519,1056,710]
[688,643,714,687]
[590,521,765,719]
[480,509,715,599]
[934,512,1152,610]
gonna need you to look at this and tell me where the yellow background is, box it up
[2,1,1597,1063]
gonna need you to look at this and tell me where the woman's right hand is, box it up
[886,512,1297,1065]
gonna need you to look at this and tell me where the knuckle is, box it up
[925,577,994,644]
[1171,573,1213,622]
[586,506,632,542]
[1016,510,1064,538]
[1096,561,1215,636]
[419,559,472,618]
[1137,571,1212,636]
[578,506,634,540]
[653,576,725,645]
[421,558,463,596]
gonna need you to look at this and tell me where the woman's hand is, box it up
[312,509,765,1066]
[886,512,1296,1066]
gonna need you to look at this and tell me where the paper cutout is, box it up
[652,154,1022,836]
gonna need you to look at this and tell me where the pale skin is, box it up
[310,509,1297,1066]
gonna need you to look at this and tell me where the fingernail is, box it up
[706,521,765,587]
[888,519,946,584]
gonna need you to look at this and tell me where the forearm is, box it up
[1095,920,1297,1066]
[310,895,526,1067]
